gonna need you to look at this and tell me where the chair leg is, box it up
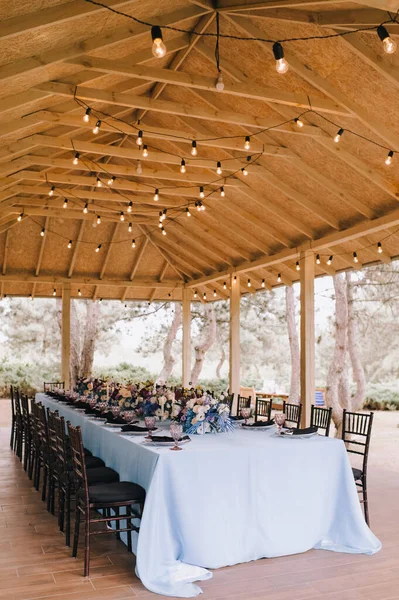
[58,487,65,532]
[84,511,90,577]
[42,465,48,503]
[65,486,71,546]
[363,481,370,527]
[72,506,81,558]
[10,420,15,449]
[114,507,120,541]
[34,456,41,491]
[23,438,30,471]
[126,506,132,554]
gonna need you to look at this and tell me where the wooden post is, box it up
[182,288,191,388]
[300,250,315,427]
[229,273,240,414]
[61,282,71,389]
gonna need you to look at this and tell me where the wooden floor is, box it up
[0,401,398,600]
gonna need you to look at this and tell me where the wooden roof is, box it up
[1,0,399,301]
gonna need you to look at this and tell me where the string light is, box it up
[194,290,198,298]
[151,25,167,58]
[273,42,289,74]
[132,239,136,248]
[199,186,205,199]
[136,160,143,174]
[233,275,237,284]
[220,187,225,197]
[180,159,186,173]
[93,120,101,134]
[67,240,72,249]
[49,186,54,196]
[244,136,251,150]
[78,289,82,296]
[294,118,304,128]
[334,128,344,143]
[261,279,265,288]
[107,176,115,185]
[40,228,45,237]
[191,141,197,156]
[377,241,383,253]
[17,213,23,222]
[29,294,33,301]
[216,161,222,175]
[247,279,251,287]
[316,254,321,264]
[161,226,166,236]
[52,289,56,296]
[120,211,125,221]
[277,274,281,283]
[127,201,133,213]
[97,215,101,225]
[63,199,68,209]
[203,292,207,300]
[73,152,80,165]
[215,72,224,91]
[327,255,333,265]
[241,166,248,176]
[83,203,88,214]
[385,150,394,165]
[353,251,359,263]
[136,130,143,146]
[142,145,148,157]
[128,222,132,232]
[213,289,217,297]
[83,107,91,123]
[95,244,102,253]
[377,24,397,54]
[96,177,102,187]
[296,261,300,271]
[99,298,103,303]
[223,282,227,290]
[186,207,191,217]
[153,189,159,201]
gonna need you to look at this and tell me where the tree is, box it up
[156,302,182,383]
[346,272,366,410]
[191,304,216,385]
[286,286,300,403]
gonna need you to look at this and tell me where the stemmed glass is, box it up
[170,422,183,451]
[123,410,135,423]
[241,407,251,425]
[111,406,121,418]
[144,416,157,440]
[275,412,286,435]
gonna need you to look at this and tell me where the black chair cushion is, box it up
[69,466,119,485]
[352,467,363,481]
[84,447,92,456]
[78,481,145,504]
[68,455,105,471]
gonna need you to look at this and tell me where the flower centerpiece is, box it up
[174,393,233,434]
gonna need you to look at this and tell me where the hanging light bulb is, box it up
[241,166,248,176]
[136,161,142,174]
[99,298,103,303]
[120,211,125,221]
[151,25,167,58]
[17,213,23,222]
[194,290,198,299]
[273,42,289,74]
[40,228,45,237]
[215,72,224,91]
[83,203,88,214]
[316,254,321,264]
[203,292,207,300]
[199,186,205,199]
[277,273,282,283]
[296,261,300,271]
[49,186,55,197]
[180,159,186,173]
[96,177,102,188]
[153,189,159,201]
[244,136,251,150]
[334,128,344,143]
[327,255,333,265]
[136,130,143,146]
[377,24,397,54]
[67,240,72,249]
[377,241,383,253]
[162,208,167,220]
[385,150,394,165]
[261,279,265,288]
[29,294,33,301]
[132,239,136,248]
[78,289,82,296]
[223,282,227,290]
[216,161,222,175]
[353,251,359,263]
[142,145,148,157]
[213,289,217,298]
[191,141,197,156]
[97,215,101,225]
[128,222,132,233]
[73,152,80,165]
[186,207,191,217]
[201,203,206,211]
[107,176,115,186]
[220,186,225,197]
[63,198,68,209]
[247,279,251,287]
[127,201,133,213]
[233,275,237,284]
[161,226,166,236]
[93,120,101,134]
[95,244,102,253]
[52,288,56,297]
[294,118,304,128]
[83,108,91,123]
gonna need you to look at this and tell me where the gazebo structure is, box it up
[1,0,399,424]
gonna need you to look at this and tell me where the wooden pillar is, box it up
[300,250,315,427]
[182,288,191,388]
[229,273,240,414]
[61,282,71,390]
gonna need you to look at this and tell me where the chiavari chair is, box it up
[14,388,24,460]
[254,398,272,423]
[310,405,332,437]
[342,409,374,526]
[236,395,251,417]
[20,394,32,472]
[44,381,65,393]
[282,401,302,428]
[9,385,16,449]
[68,422,145,576]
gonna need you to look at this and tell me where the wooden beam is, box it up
[182,288,192,387]
[218,0,336,10]
[35,216,50,277]
[300,249,315,427]
[99,223,119,280]
[229,272,241,413]
[129,237,149,281]
[148,261,169,303]
[61,282,71,389]
[2,230,9,275]
[138,225,186,281]
[0,206,153,224]
[68,220,85,278]
[0,273,183,288]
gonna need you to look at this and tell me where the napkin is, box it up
[150,435,190,443]
[243,419,275,427]
[120,423,146,432]
[291,426,318,436]
[106,415,130,425]
[73,401,88,409]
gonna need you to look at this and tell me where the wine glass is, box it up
[275,412,286,434]
[111,406,121,418]
[123,410,135,423]
[144,416,157,440]
[170,422,183,451]
[241,407,251,425]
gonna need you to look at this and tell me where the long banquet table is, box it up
[38,393,381,598]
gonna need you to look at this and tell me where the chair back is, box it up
[14,388,22,421]
[282,401,302,428]
[237,395,251,416]
[54,414,70,481]
[10,385,15,421]
[21,395,31,435]
[44,381,65,393]
[310,405,332,436]
[342,409,373,474]
[222,393,234,412]
[30,400,41,450]
[239,386,256,407]
[254,398,272,423]
[46,409,59,467]
[67,422,89,503]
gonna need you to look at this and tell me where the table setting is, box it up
[37,379,382,598]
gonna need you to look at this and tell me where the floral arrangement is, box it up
[75,377,107,399]
[173,393,233,434]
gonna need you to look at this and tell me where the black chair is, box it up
[310,405,332,437]
[282,401,302,428]
[342,409,374,526]
[222,393,234,412]
[68,422,145,576]
[20,395,32,472]
[44,381,65,393]
[236,395,251,417]
[10,385,16,449]
[13,388,24,460]
[254,398,272,423]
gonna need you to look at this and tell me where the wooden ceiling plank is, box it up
[129,237,149,281]
[2,230,9,276]
[35,216,50,277]
[100,222,119,280]
[138,225,186,280]
[68,220,86,278]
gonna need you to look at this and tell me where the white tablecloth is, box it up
[38,394,381,598]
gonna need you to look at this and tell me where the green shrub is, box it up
[363,381,399,411]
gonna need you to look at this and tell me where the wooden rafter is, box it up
[35,216,50,277]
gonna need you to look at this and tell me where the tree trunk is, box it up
[285,286,300,403]
[80,301,100,378]
[326,273,349,437]
[157,302,182,383]
[191,304,217,385]
[69,300,81,388]
[346,272,366,410]
[216,345,226,379]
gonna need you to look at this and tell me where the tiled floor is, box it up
[0,401,397,599]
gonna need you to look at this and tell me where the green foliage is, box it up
[0,359,60,396]
[363,381,399,411]
[93,363,155,382]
